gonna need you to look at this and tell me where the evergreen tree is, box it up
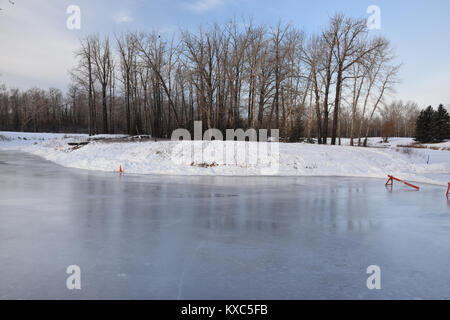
[289,114,304,142]
[415,106,435,143]
[434,104,450,141]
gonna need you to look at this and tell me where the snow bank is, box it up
[1,132,449,185]
[332,137,450,149]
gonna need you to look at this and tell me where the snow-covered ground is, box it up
[330,137,450,149]
[1,131,449,185]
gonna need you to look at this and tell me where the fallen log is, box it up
[68,142,90,146]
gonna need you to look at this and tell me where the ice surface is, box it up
[0,151,449,299]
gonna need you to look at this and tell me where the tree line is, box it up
[1,14,416,145]
[0,85,78,133]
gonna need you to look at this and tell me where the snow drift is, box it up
[1,131,449,185]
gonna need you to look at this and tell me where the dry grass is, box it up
[396,147,413,155]
[94,135,153,144]
[397,144,450,151]
[0,135,11,141]
[190,162,218,168]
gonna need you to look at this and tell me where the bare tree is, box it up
[92,35,113,133]
[363,63,400,146]
[4,14,406,143]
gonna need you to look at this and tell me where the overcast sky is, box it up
[0,0,449,108]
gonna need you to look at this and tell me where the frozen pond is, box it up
[0,151,449,299]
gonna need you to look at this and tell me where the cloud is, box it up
[113,11,133,23]
[182,0,224,13]
[0,1,79,90]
